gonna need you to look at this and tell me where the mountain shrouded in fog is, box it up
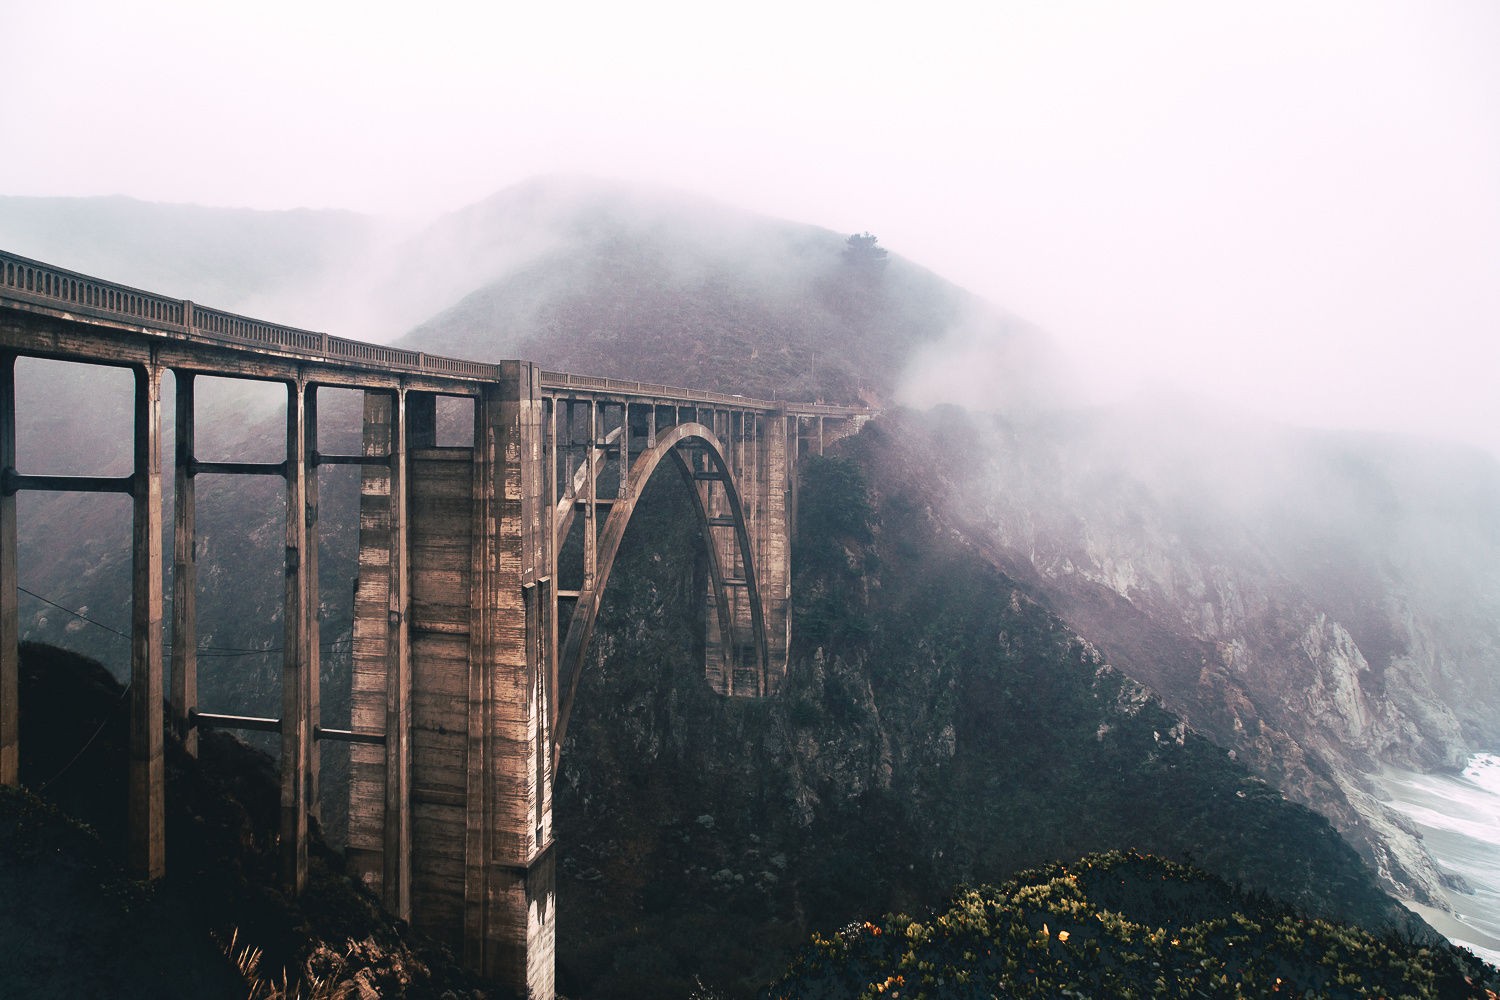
[3,176,1498,993]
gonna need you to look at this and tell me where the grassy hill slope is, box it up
[2,642,490,999]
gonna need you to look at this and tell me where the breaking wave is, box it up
[1380,753,1500,969]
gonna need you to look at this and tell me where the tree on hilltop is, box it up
[843,232,888,270]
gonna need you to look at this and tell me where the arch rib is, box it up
[552,422,767,761]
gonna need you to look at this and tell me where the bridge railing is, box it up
[537,372,871,418]
[780,402,874,418]
[2,249,873,416]
[3,251,188,331]
[0,249,506,382]
[193,304,327,355]
[538,370,782,411]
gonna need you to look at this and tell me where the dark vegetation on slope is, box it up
[1,642,491,999]
[551,427,1431,999]
[763,851,1500,999]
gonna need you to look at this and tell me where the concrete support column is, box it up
[544,398,559,748]
[617,402,629,499]
[468,365,554,997]
[788,416,800,544]
[749,414,763,578]
[583,399,597,590]
[562,401,574,502]
[170,372,197,755]
[383,390,413,919]
[0,353,17,786]
[761,413,792,688]
[348,390,412,918]
[304,386,322,821]
[281,377,312,891]
[129,361,166,880]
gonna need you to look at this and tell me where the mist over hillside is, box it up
[0,194,381,330]
[392,177,1063,410]
[4,177,1499,988]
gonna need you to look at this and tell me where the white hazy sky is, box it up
[3,0,1498,454]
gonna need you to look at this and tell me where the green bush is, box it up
[763,851,1499,1000]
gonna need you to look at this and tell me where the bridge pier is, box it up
[467,369,555,988]
[170,372,197,755]
[349,367,555,998]
[304,386,322,828]
[760,413,793,677]
[280,377,314,891]
[129,361,167,880]
[349,388,412,918]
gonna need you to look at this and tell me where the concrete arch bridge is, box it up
[0,249,867,998]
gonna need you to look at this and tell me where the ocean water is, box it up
[1377,753,1500,969]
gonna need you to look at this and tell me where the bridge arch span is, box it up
[552,421,768,757]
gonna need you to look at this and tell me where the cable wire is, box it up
[18,585,130,641]
[17,585,352,656]
[38,680,131,792]
[18,585,353,786]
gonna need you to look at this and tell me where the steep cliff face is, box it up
[553,431,1421,999]
[881,404,1500,907]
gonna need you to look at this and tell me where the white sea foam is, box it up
[1379,753,1500,970]
[1465,755,1500,797]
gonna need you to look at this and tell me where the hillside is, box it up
[1,642,488,998]
[891,403,1500,906]
[396,177,1057,408]
[551,437,1442,997]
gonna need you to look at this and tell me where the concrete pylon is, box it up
[348,366,555,999]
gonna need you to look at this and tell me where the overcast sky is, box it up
[4,0,1498,455]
